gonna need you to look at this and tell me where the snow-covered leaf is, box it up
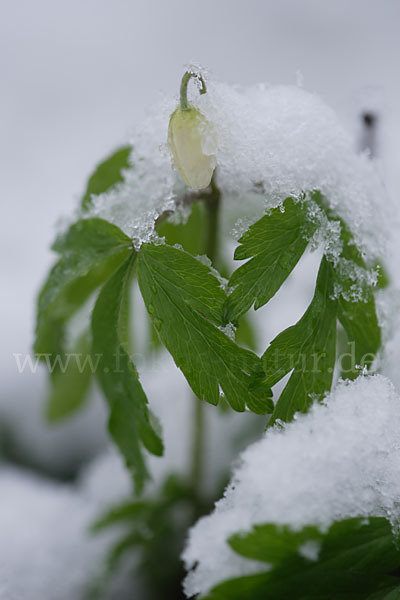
[34,218,132,359]
[336,222,381,378]
[158,202,258,350]
[137,243,272,413]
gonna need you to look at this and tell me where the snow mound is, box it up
[85,74,389,262]
[196,80,389,261]
[183,375,400,597]
[0,468,104,600]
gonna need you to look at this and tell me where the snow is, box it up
[195,80,390,263]
[0,467,108,600]
[0,463,153,600]
[183,375,400,597]
[298,540,321,562]
[1,366,109,478]
[83,75,390,272]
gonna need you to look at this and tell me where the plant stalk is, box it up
[191,175,220,492]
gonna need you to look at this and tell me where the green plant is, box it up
[34,70,394,599]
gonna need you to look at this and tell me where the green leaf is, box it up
[336,223,381,379]
[204,517,400,600]
[374,589,400,600]
[311,191,381,379]
[34,218,132,358]
[151,202,207,353]
[157,202,259,352]
[91,499,149,532]
[235,314,258,351]
[262,257,337,424]
[137,243,272,414]
[375,262,390,290]
[81,145,132,210]
[92,253,163,492]
[224,198,313,322]
[46,329,93,422]
[337,294,380,379]
[91,475,195,598]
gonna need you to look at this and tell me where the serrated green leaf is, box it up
[35,218,132,358]
[311,191,381,379]
[235,314,258,351]
[51,216,132,255]
[338,295,380,379]
[336,222,381,378]
[224,198,313,322]
[139,242,226,325]
[157,202,258,352]
[137,243,272,414]
[92,253,163,493]
[46,329,93,422]
[150,202,209,354]
[204,517,400,600]
[263,257,337,424]
[81,145,132,210]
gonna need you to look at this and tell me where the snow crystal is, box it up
[183,375,400,597]
[194,255,230,292]
[218,323,236,341]
[332,258,379,302]
[298,540,321,562]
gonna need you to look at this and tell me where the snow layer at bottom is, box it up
[0,467,105,600]
[183,375,400,597]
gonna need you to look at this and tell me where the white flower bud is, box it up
[168,107,217,191]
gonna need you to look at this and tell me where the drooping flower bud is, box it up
[168,106,217,191]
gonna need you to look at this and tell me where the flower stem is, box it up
[191,393,206,490]
[191,175,220,492]
[180,71,207,111]
[204,176,221,265]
